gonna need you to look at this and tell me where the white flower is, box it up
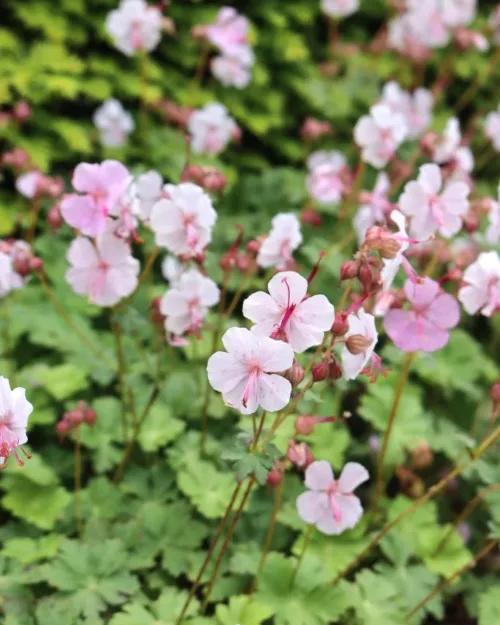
[399,163,469,239]
[105,0,162,56]
[134,170,163,222]
[65,233,140,307]
[320,0,359,18]
[207,327,294,414]
[93,99,134,148]
[379,82,433,139]
[108,176,140,239]
[341,309,378,380]
[442,0,477,28]
[243,271,335,353]
[160,268,220,336]
[380,210,412,291]
[486,192,500,245]
[485,105,500,152]
[406,1,451,48]
[0,252,23,298]
[306,150,347,205]
[458,251,500,317]
[354,104,407,169]
[16,171,41,199]
[211,51,253,89]
[353,172,391,243]
[0,376,33,467]
[206,7,250,57]
[161,255,185,286]
[433,118,473,172]
[187,103,238,156]
[150,183,217,258]
[257,213,302,270]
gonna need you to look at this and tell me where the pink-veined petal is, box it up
[426,292,460,330]
[222,327,256,363]
[404,277,440,308]
[207,352,247,393]
[257,337,294,373]
[337,462,370,493]
[257,372,292,412]
[296,491,329,525]
[304,460,334,491]
[268,271,308,307]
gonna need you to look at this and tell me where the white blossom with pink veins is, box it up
[207,327,294,414]
[341,309,378,380]
[257,213,302,270]
[108,178,140,239]
[243,271,335,353]
[296,460,369,535]
[380,210,413,291]
[406,1,451,48]
[0,376,33,467]
[379,82,433,139]
[0,252,23,298]
[486,190,500,245]
[65,233,139,307]
[458,251,500,317]
[433,118,473,174]
[354,104,407,169]
[399,163,470,239]
[354,172,391,243]
[150,183,217,258]
[160,268,220,336]
[320,0,359,17]
[93,99,134,148]
[133,170,163,222]
[61,161,130,238]
[187,103,238,156]
[484,105,500,152]
[105,0,162,56]
[211,49,254,89]
[306,151,347,205]
[206,7,250,56]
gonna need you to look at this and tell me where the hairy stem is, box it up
[406,539,498,621]
[374,352,416,507]
[74,427,82,537]
[290,524,314,587]
[255,478,284,580]
[111,313,128,441]
[333,424,500,585]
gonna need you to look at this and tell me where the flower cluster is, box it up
[0,376,33,467]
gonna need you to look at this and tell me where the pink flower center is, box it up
[326,480,353,524]
[91,260,109,298]
[131,21,143,50]
[183,215,200,251]
[241,359,262,408]
[0,420,27,468]
[429,195,444,226]
[270,276,297,340]
[188,297,203,332]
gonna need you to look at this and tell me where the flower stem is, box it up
[332,424,500,585]
[406,539,497,622]
[374,351,416,507]
[290,524,314,587]
[139,246,159,284]
[38,271,116,370]
[74,426,82,537]
[111,313,128,441]
[113,385,159,482]
[433,484,500,555]
[175,481,243,625]
[224,264,255,319]
[201,477,256,612]
[27,197,42,244]
[255,478,284,580]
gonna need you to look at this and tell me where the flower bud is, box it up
[295,416,315,436]
[84,408,97,426]
[345,334,372,355]
[150,296,164,327]
[358,261,374,292]
[246,238,261,255]
[13,100,31,122]
[328,358,343,381]
[56,420,70,437]
[410,443,434,470]
[331,313,348,337]
[396,466,425,499]
[378,238,401,260]
[236,253,252,273]
[67,409,85,425]
[12,252,32,277]
[267,466,283,487]
[301,208,322,228]
[340,259,359,281]
[463,212,479,234]
[29,257,43,273]
[300,117,332,141]
[312,360,329,382]
[161,16,176,35]
[286,360,305,387]
[48,204,64,230]
[287,440,314,468]
[490,380,500,411]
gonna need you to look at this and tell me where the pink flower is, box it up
[341,309,378,380]
[134,170,163,222]
[399,163,470,239]
[407,1,451,48]
[458,251,500,317]
[0,376,33,467]
[61,161,130,238]
[207,327,294,414]
[206,7,250,56]
[187,103,238,156]
[93,98,134,148]
[0,251,24,298]
[384,277,460,352]
[296,460,369,535]
[242,271,335,353]
[257,213,302,270]
[354,172,392,243]
[65,232,140,307]
[433,118,473,174]
[306,151,348,205]
[161,255,185,286]
[211,52,253,88]
[379,210,418,291]
[105,0,162,56]
[320,0,359,17]
[486,191,500,245]
[379,82,433,140]
[485,105,500,152]
[150,183,217,258]
[16,171,44,199]
[160,268,220,336]
[354,104,407,169]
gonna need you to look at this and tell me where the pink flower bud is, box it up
[345,334,372,355]
[295,416,315,436]
[84,408,97,426]
[13,100,32,122]
[286,360,305,387]
[299,117,332,141]
[267,466,283,487]
[312,361,329,382]
[301,208,322,228]
[287,440,314,469]
[29,257,43,273]
[56,420,70,436]
[331,313,348,336]
[48,204,64,230]
[340,259,359,281]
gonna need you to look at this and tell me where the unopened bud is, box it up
[286,361,305,387]
[48,204,64,230]
[490,380,500,404]
[56,420,70,436]
[84,408,97,426]
[161,16,176,35]
[328,358,343,381]
[345,334,372,355]
[295,416,315,436]
[410,443,434,470]
[150,296,164,326]
[358,261,374,291]
[301,208,322,228]
[13,100,32,122]
[312,360,329,382]
[246,239,261,255]
[378,238,401,260]
[267,466,283,487]
[340,259,359,281]
[331,313,348,337]
[287,440,314,469]
[29,257,43,272]
[463,212,479,234]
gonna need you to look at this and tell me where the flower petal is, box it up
[221,327,256,363]
[296,491,329,525]
[257,337,294,373]
[304,460,334,491]
[268,271,308,307]
[337,462,370,493]
[207,352,247,393]
[257,372,292,412]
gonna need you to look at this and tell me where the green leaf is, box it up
[138,401,185,452]
[478,584,500,625]
[2,534,62,565]
[177,460,237,519]
[215,595,274,625]
[35,363,88,400]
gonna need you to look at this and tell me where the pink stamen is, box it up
[401,256,421,284]
[185,221,199,250]
[270,277,296,339]
[241,362,261,408]
[90,262,108,298]
[307,250,326,286]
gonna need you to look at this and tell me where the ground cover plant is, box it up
[1,0,500,624]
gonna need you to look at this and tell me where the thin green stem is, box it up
[332,424,500,585]
[74,427,82,537]
[201,477,256,612]
[374,352,416,507]
[27,197,42,244]
[290,525,314,587]
[111,313,129,441]
[255,478,284,579]
[406,539,497,621]
[174,481,243,625]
